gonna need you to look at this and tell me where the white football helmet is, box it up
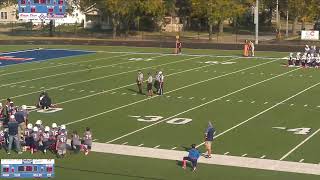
[60,124,66,130]
[158,71,162,75]
[27,123,33,130]
[52,123,57,128]
[44,126,50,132]
[35,120,42,125]
[33,127,38,132]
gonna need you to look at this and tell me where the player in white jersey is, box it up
[158,71,164,95]
[288,53,294,66]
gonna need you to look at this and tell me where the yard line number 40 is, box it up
[129,115,192,125]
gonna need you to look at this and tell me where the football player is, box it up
[56,131,67,158]
[23,123,33,151]
[316,54,320,68]
[0,128,6,150]
[158,71,164,95]
[82,127,92,156]
[35,120,44,133]
[295,52,301,66]
[288,53,294,66]
[31,126,40,154]
[71,130,81,153]
[41,126,51,154]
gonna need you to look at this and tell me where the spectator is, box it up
[7,115,22,155]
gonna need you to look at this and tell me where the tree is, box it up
[192,0,252,40]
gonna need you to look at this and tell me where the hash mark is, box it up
[264,102,268,104]
[122,142,128,145]
[304,104,308,107]
[238,100,243,103]
[121,93,127,95]
[111,92,117,94]
[171,147,177,150]
[177,96,182,99]
[290,104,294,106]
[299,159,304,163]
[251,101,255,104]
[226,99,230,102]
[224,152,229,155]
[241,154,247,157]
[138,144,144,147]
[153,145,160,149]
[260,155,266,159]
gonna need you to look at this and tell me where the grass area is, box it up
[0,45,319,179]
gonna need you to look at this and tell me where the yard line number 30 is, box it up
[129,116,192,125]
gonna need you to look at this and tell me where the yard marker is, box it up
[260,155,266,159]
[304,104,308,107]
[171,147,177,150]
[299,159,305,163]
[224,152,229,155]
[280,128,320,160]
[153,145,160,149]
[264,102,268,104]
[241,154,247,157]
[122,142,128,145]
[138,144,144,147]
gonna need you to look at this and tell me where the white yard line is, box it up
[0,54,168,88]
[98,51,284,60]
[197,79,320,149]
[106,68,299,143]
[91,143,320,176]
[1,55,203,101]
[0,53,131,77]
[280,128,320,161]
[64,59,280,128]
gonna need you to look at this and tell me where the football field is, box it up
[1,45,320,179]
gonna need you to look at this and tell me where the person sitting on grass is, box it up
[182,144,200,172]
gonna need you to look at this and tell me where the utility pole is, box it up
[286,10,289,38]
[255,0,259,44]
[276,0,279,29]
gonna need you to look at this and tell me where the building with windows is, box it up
[0,4,18,23]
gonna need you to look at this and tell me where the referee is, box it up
[147,73,153,97]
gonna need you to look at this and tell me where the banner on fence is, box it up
[301,30,319,40]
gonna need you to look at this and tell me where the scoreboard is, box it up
[18,0,66,20]
[1,159,54,178]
